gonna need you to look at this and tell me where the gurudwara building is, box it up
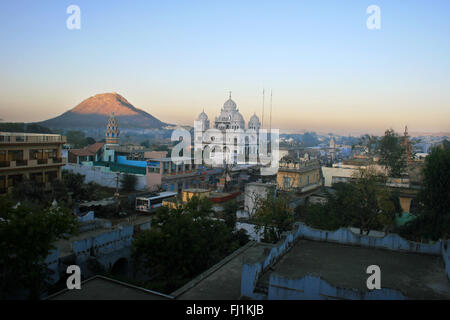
[195,94,261,166]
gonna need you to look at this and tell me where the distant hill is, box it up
[37,93,168,130]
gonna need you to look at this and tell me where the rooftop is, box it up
[173,242,272,300]
[0,132,66,144]
[258,239,450,299]
[47,275,173,300]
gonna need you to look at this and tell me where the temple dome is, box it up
[249,113,260,124]
[197,111,209,121]
[231,111,244,122]
[223,98,237,111]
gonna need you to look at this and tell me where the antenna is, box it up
[269,89,273,132]
[261,89,265,130]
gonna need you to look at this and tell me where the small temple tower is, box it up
[403,125,412,164]
[105,112,120,145]
[329,137,336,162]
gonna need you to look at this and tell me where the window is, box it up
[8,150,23,161]
[283,176,291,189]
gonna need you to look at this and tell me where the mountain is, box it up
[37,93,168,130]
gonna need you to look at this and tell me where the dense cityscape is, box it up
[0,0,449,311]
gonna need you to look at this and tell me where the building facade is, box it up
[195,94,261,166]
[276,157,322,193]
[0,132,66,193]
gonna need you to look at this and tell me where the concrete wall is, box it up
[72,225,134,271]
[146,172,162,191]
[64,163,147,190]
[241,222,447,300]
[321,166,356,187]
[442,240,450,280]
[241,232,296,299]
[268,274,405,300]
[296,223,442,255]
[44,248,60,285]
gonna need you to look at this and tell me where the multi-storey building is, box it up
[0,132,66,194]
[276,157,322,194]
[146,157,222,192]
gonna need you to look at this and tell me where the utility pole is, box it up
[261,89,265,130]
[115,171,120,214]
[114,171,120,198]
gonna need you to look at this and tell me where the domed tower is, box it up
[248,113,261,131]
[223,98,237,112]
[196,109,210,132]
[105,112,120,145]
[231,111,245,130]
[215,92,245,131]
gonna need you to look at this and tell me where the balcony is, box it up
[52,157,63,164]
[15,159,28,166]
[0,133,66,145]
[0,158,67,169]
[0,161,10,168]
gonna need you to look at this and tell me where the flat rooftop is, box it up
[258,240,450,299]
[173,242,272,300]
[47,276,172,300]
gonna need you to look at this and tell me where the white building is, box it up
[195,94,261,166]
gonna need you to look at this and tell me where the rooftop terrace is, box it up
[257,239,450,299]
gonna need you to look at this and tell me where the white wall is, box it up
[64,163,147,190]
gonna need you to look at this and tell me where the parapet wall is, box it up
[442,240,450,280]
[64,163,147,190]
[72,225,134,265]
[268,274,406,300]
[296,223,442,255]
[241,222,448,299]
[44,248,60,285]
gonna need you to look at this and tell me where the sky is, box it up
[0,0,449,135]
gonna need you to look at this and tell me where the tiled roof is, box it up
[69,142,105,157]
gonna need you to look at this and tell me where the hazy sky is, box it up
[0,0,449,135]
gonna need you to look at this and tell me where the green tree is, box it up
[66,130,87,148]
[295,185,352,231]
[132,196,235,292]
[400,146,450,241]
[0,197,78,299]
[62,170,85,199]
[347,168,398,234]
[12,178,46,205]
[359,134,379,154]
[120,173,138,192]
[296,169,399,235]
[378,129,407,178]
[140,140,150,148]
[85,137,96,145]
[253,192,294,243]
[221,200,238,230]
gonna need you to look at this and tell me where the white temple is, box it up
[195,94,261,166]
